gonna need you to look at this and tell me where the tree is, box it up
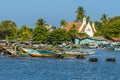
[86,16,91,23]
[33,26,49,43]
[60,20,67,26]
[35,18,46,27]
[75,6,85,22]
[78,32,88,36]
[95,16,120,38]
[104,19,120,38]
[93,21,103,36]
[0,20,17,40]
[68,24,77,39]
[48,29,69,45]
[101,13,108,23]
[19,25,33,41]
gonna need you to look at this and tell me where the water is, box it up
[0,49,120,80]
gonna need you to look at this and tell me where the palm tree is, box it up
[19,25,33,41]
[35,18,46,27]
[86,16,91,23]
[101,13,108,23]
[60,20,67,26]
[75,6,85,21]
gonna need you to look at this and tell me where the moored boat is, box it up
[57,49,95,58]
[113,44,120,51]
[21,48,54,57]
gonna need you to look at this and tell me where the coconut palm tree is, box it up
[101,13,108,23]
[35,18,46,27]
[75,6,85,22]
[60,20,67,26]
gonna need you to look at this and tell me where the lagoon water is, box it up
[0,49,120,80]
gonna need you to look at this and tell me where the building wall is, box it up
[84,23,94,36]
[74,38,81,45]
[74,37,107,45]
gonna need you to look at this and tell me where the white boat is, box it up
[61,49,94,58]
[113,45,120,51]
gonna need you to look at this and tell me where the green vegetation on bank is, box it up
[94,16,120,38]
[0,6,120,45]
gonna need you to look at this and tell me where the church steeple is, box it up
[83,17,86,24]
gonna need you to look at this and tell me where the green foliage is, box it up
[68,25,77,39]
[103,19,120,38]
[101,13,108,23]
[94,16,120,38]
[75,6,85,22]
[78,32,88,36]
[0,20,17,40]
[107,16,120,24]
[48,29,69,45]
[94,21,103,36]
[33,26,49,43]
[18,25,33,41]
[94,21,102,30]
[60,20,67,26]
[36,18,46,27]
[6,28,19,40]
[86,16,91,23]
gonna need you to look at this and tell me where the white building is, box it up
[61,18,96,36]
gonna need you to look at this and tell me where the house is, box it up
[111,37,120,42]
[74,36,107,45]
[61,18,96,36]
[44,24,56,32]
[110,37,120,45]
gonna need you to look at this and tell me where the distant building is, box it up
[44,24,56,32]
[74,36,107,45]
[61,18,96,36]
[111,37,120,42]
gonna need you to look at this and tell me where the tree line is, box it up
[0,18,77,45]
[0,6,120,45]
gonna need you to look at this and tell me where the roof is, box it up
[81,24,87,32]
[90,36,107,40]
[62,22,95,33]
[75,36,107,41]
[62,22,82,32]
[76,36,87,39]
[111,37,120,41]
[91,25,95,32]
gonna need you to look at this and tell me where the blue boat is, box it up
[21,48,55,57]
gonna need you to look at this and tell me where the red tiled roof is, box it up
[90,36,107,40]
[62,22,95,33]
[62,22,82,32]
[81,24,87,32]
[91,26,95,32]
[76,36,88,39]
[111,37,120,41]
[76,36,107,40]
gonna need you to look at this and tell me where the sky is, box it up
[0,0,120,28]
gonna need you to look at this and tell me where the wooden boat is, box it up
[56,50,95,58]
[113,44,120,51]
[21,48,54,57]
[65,48,94,54]
[3,47,17,55]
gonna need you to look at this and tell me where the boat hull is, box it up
[21,48,53,57]
[29,54,53,57]
[62,54,77,58]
